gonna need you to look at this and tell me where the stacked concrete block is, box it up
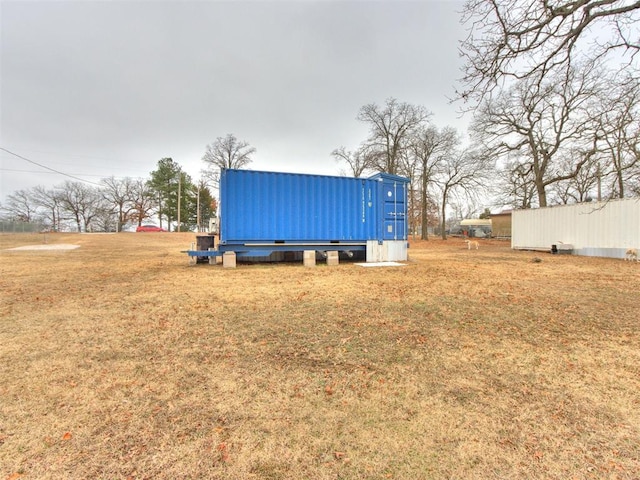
[326,251,339,266]
[303,250,316,267]
[223,251,236,268]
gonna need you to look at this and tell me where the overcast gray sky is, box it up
[1,0,468,201]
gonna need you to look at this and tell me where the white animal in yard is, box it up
[625,248,638,261]
[465,239,479,250]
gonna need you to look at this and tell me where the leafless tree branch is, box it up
[458,0,640,106]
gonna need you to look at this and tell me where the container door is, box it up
[382,180,406,240]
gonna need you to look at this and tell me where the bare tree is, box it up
[434,149,494,239]
[409,125,459,239]
[32,186,64,231]
[549,152,601,204]
[57,181,104,232]
[398,149,421,239]
[357,98,431,175]
[471,65,602,207]
[624,129,640,195]
[101,176,137,232]
[91,206,119,232]
[494,157,539,209]
[1,189,37,222]
[330,145,375,177]
[458,0,640,104]
[202,134,255,188]
[598,74,640,198]
[627,167,640,196]
[129,179,157,227]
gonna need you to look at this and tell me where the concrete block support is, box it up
[303,250,316,267]
[366,241,383,263]
[208,248,216,265]
[223,251,236,268]
[326,251,339,266]
[366,240,408,262]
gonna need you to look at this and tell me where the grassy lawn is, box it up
[1,232,639,479]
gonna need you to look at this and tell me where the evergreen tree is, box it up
[148,158,182,230]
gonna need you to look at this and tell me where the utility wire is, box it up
[0,146,104,186]
[0,167,138,179]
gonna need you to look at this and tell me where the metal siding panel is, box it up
[278,172,290,238]
[512,198,640,256]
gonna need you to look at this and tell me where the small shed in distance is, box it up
[460,219,492,238]
[489,211,512,238]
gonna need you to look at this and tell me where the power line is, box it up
[3,147,149,166]
[0,167,141,180]
[0,147,104,186]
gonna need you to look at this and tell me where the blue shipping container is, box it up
[219,169,408,247]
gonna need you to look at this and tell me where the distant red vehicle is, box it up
[136,225,167,232]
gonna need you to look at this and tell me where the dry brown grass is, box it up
[1,232,639,479]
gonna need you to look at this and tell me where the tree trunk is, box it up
[616,168,625,198]
[440,192,448,240]
[421,172,429,240]
[536,180,548,208]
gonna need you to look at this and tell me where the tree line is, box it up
[328,0,640,238]
[331,98,492,239]
[0,132,261,233]
[3,76,638,235]
[0,158,216,233]
[458,0,640,209]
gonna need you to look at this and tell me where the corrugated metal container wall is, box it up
[220,169,380,243]
[512,198,640,257]
[378,176,407,240]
